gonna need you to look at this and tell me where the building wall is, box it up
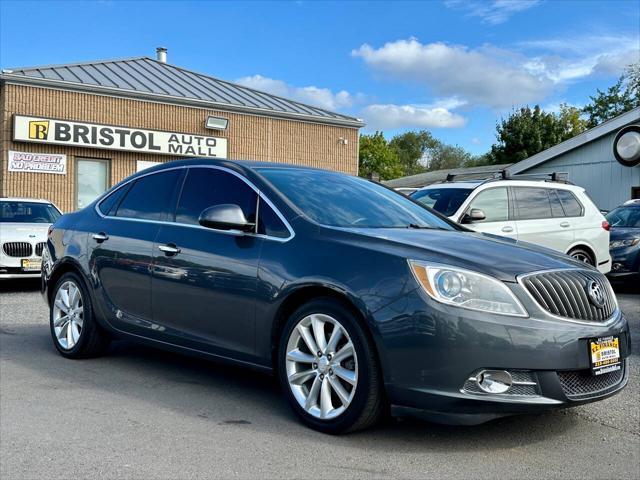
[0,83,359,212]
[520,127,640,211]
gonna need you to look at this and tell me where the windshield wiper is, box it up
[407,223,446,230]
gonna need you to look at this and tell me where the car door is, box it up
[88,169,183,331]
[459,187,518,239]
[512,186,574,253]
[150,167,263,360]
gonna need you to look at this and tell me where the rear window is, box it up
[98,183,132,216]
[0,201,61,223]
[411,188,473,217]
[556,189,583,216]
[115,170,181,221]
[513,187,553,220]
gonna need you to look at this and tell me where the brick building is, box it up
[0,49,362,212]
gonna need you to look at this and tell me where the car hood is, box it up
[0,223,50,242]
[335,227,586,282]
[610,227,640,240]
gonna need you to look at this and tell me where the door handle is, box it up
[560,222,570,228]
[158,243,181,256]
[92,232,109,243]
[501,226,514,233]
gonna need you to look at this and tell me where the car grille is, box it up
[520,269,616,322]
[2,242,33,257]
[557,362,626,399]
[35,242,46,257]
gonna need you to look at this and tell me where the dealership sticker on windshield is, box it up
[589,336,621,376]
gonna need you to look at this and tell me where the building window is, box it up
[76,158,110,210]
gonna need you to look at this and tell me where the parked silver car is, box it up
[0,197,61,278]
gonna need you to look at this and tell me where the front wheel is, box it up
[50,272,110,358]
[278,298,384,434]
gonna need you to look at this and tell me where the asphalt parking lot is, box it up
[0,279,638,479]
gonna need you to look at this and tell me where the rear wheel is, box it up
[569,247,595,266]
[278,298,384,434]
[50,272,109,358]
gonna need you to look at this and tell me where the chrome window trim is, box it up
[516,268,619,326]
[94,164,295,243]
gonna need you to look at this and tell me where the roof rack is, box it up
[443,170,505,183]
[489,171,573,184]
[438,170,574,187]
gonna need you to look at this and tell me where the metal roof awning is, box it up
[1,57,364,128]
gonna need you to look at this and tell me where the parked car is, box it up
[606,202,640,282]
[42,160,628,433]
[411,180,611,273]
[0,197,61,278]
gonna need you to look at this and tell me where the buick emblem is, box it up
[586,281,606,308]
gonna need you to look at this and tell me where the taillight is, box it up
[602,221,610,231]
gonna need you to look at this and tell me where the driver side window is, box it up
[466,188,509,223]
[175,168,257,225]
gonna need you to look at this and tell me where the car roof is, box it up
[141,158,325,173]
[0,197,54,204]
[416,181,483,190]
[416,179,583,192]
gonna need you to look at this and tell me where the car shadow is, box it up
[0,278,41,293]
[611,280,640,294]
[0,321,588,453]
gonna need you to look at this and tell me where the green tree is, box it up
[358,132,403,180]
[557,103,588,138]
[388,130,440,176]
[489,105,583,164]
[427,143,473,171]
[582,63,640,127]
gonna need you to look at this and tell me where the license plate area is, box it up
[21,259,42,272]
[589,335,621,376]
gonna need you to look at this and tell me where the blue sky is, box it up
[1,0,639,154]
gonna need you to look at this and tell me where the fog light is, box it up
[476,370,513,394]
[612,263,624,272]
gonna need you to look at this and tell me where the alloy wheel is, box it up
[52,280,84,350]
[285,314,358,420]
[571,252,594,265]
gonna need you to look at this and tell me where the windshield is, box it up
[0,201,61,223]
[411,187,473,217]
[606,206,640,228]
[256,168,454,230]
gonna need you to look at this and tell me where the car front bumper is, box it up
[373,287,630,425]
[607,246,640,280]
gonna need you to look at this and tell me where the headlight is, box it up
[408,261,528,317]
[610,238,640,249]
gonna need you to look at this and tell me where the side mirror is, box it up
[461,208,486,224]
[198,204,255,233]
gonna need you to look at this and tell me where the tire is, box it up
[277,297,384,434]
[49,271,110,359]
[569,248,595,266]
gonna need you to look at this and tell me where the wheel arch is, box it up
[46,258,91,305]
[567,243,596,264]
[269,284,382,373]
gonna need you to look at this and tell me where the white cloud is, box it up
[518,34,639,82]
[235,74,355,111]
[352,35,639,110]
[352,38,553,108]
[444,0,541,25]
[361,103,466,130]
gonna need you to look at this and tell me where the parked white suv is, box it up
[0,198,61,279]
[411,179,612,273]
